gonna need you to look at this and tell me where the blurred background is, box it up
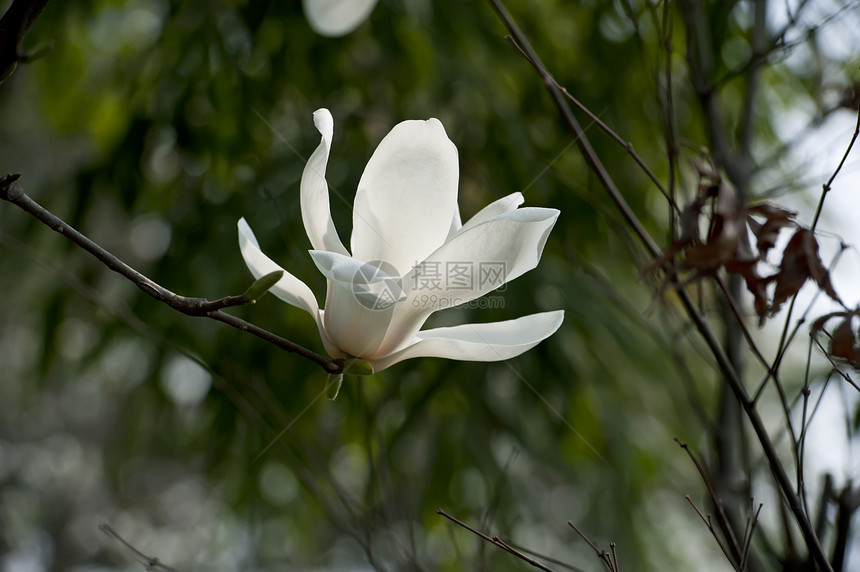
[1,1,859,570]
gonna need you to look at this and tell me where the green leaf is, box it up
[240,270,283,303]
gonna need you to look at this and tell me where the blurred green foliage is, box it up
[1,0,858,570]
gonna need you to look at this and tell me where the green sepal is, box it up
[240,270,284,303]
[342,358,374,376]
[325,374,343,400]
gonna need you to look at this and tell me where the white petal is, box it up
[414,207,558,301]
[239,218,319,313]
[309,250,406,306]
[309,250,404,358]
[375,207,559,355]
[300,109,349,256]
[455,192,524,236]
[351,118,459,274]
[238,218,341,357]
[369,311,564,371]
[302,0,378,37]
[320,281,396,358]
[446,207,462,241]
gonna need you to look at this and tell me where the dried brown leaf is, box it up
[739,268,772,325]
[770,228,843,315]
[685,243,729,273]
[770,230,812,313]
[733,226,758,266]
[830,317,859,368]
[714,183,741,219]
[642,194,707,274]
[800,229,843,307]
[746,203,796,259]
[755,219,794,259]
[811,311,850,336]
[747,203,797,221]
[679,195,706,244]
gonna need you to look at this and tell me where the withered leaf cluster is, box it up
[812,310,860,370]
[650,168,843,325]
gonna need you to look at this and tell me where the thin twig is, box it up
[714,273,779,384]
[0,0,50,85]
[489,15,663,258]
[504,34,679,214]
[498,538,588,572]
[684,495,738,569]
[567,521,616,571]
[659,0,679,241]
[754,243,849,404]
[832,483,860,572]
[811,105,860,231]
[714,273,800,484]
[740,0,769,158]
[0,174,342,374]
[436,508,559,572]
[797,339,817,500]
[676,438,743,564]
[100,524,178,571]
[739,499,763,571]
[812,337,860,392]
[610,543,619,572]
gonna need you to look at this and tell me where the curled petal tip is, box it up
[313,108,334,139]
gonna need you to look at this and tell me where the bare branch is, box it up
[811,105,860,231]
[0,174,343,374]
[684,495,739,570]
[486,3,833,568]
[100,523,177,571]
[496,538,589,572]
[676,438,743,565]
[0,0,50,84]
[567,521,617,572]
[739,499,764,571]
[436,508,560,572]
[502,34,679,214]
[740,0,770,158]
[832,483,860,572]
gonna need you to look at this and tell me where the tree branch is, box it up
[676,438,743,566]
[99,523,177,572]
[0,173,342,374]
[740,0,768,157]
[436,508,562,572]
[0,0,50,84]
[486,2,833,570]
[811,105,860,231]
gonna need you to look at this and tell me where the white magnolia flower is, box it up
[238,108,563,373]
[302,0,378,37]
